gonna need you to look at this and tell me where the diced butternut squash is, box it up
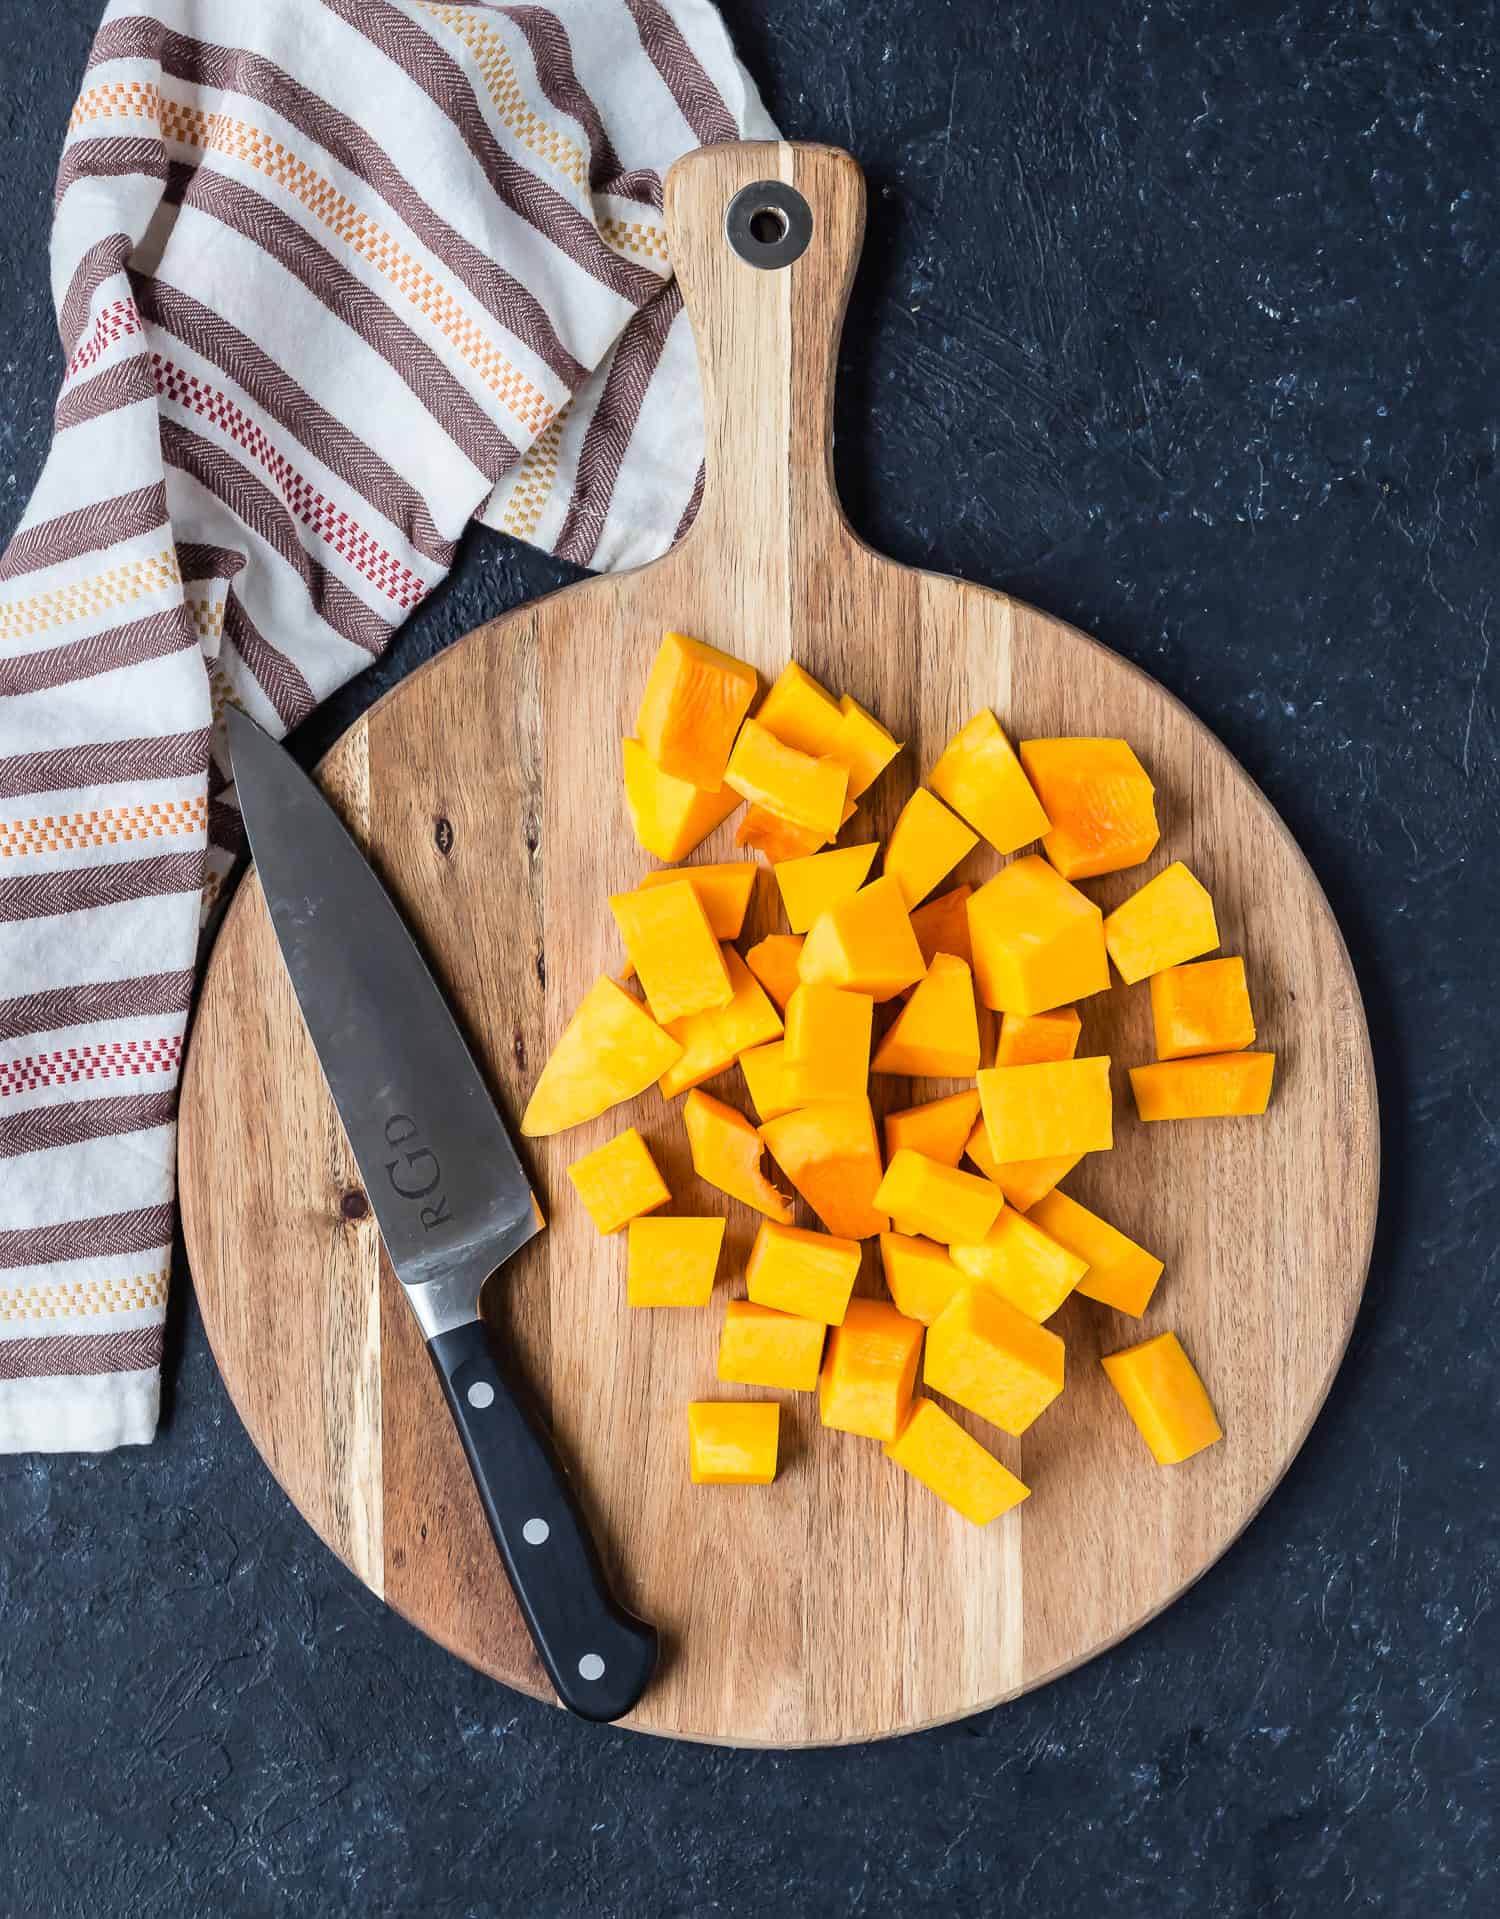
[994,1007,1082,1067]
[735,799,858,863]
[871,953,980,1078]
[967,855,1109,1014]
[755,661,844,757]
[743,934,804,1012]
[1018,738,1160,880]
[929,710,1050,853]
[739,1040,799,1122]
[566,1127,669,1234]
[688,1400,780,1483]
[746,1219,862,1325]
[775,842,879,933]
[724,718,849,839]
[908,883,973,972]
[874,1149,1003,1246]
[883,1089,981,1168]
[950,1205,1087,1321]
[622,738,740,863]
[829,695,902,797]
[1150,957,1255,1060]
[523,977,683,1135]
[627,1216,725,1306]
[1103,860,1219,984]
[978,1056,1114,1161]
[636,631,757,789]
[658,946,784,1099]
[819,1298,924,1440]
[1129,1053,1275,1120]
[1101,1331,1222,1464]
[610,879,732,1025]
[784,983,873,1102]
[880,1233,965,1323]
[924,1285,1064,1436]
[683,1089,793,1222]
[798,876,926,1001]
[637,861,757,941]
[717,1299,826,1392]
[884,789,978,907]
[884,1399,1030,1525]
[1028,1188,1164,1317]
[965,1119,1083,1213]
[759,1099,888,1239]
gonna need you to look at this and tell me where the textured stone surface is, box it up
[2,2,1497,1912]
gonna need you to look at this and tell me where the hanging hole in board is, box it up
[725,180,812,269]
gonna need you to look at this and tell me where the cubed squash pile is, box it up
[524,634,1277,1505]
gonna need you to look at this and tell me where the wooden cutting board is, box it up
[178,142,1378,1747]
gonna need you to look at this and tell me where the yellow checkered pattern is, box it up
[0,796,207,859]
[0,547,180,644]
[68,77,158,131]
[499,414,563,542]
[599,217,670,266]
[186,595,225,645]
[0,1270,170,1322]
[418,4,588,188]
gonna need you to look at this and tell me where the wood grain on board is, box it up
[178,144,1378,1746]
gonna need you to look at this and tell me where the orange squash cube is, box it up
[884,788,978,907]
[774,842,879,933]
[1150,956,1256,1059]
[717,1299,827,1392]
[1102,1331,1222,1464]
[978,1056,1114,1162]
[627,1216,725,1306]
[873,1148,1003,1246]
[743,934,804,1012]
[746,1219,862,1325]
[994,1006,1082,1067]
[784,983,873,1102]
[688,1400,780,1483]
[522,977,682,1135]
[929,710,1050,853]
[884,1399,1030,1525]
[735,798,858,863]
[925,1285,1064,1436]
[683,1089,793,1222]
[738,1040,799,1122]
[879,1232,965,1323]
[967,855,1109,1014]
[1018,737,1160,880]
[610,878,732,1025]
[658,947,784,1099]
[755,661,844,757]
[964,1120,1081,1212]
[724,718,849,839]
[622,738,741,863]
[1028,1188,1164,1317]
[1129,1052,1276,1120]
[759,1098,888,1239]
[566,1127,670,1234]
[950,1205,1087,1321]
[636,631,757,789]
[798,876,927,1001]
[908,883,973,972]
[829,695,902,797]
[871,952,980,1078]
[883,1089,982,1168]
[1103,860,1219,984]
[636,861,758,942]
[819,1298,924,1440]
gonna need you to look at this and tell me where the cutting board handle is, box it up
[665,142,865,558]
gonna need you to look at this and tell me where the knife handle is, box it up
[428,1318,659,1722]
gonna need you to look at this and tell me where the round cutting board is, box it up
[178,143,1378,1746]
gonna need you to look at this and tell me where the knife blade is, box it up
[225,706,657,1722]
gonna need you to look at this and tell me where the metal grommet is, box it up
[725,180,813,270]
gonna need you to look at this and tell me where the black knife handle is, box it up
[427,1318,658,1722]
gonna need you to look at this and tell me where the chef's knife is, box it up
[225,706,658,1722]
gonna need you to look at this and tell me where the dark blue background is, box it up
[2,3,1496,1912]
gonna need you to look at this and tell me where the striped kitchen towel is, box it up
[0,0,773,1451]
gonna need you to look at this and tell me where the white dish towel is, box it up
[0,0,774,1451]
